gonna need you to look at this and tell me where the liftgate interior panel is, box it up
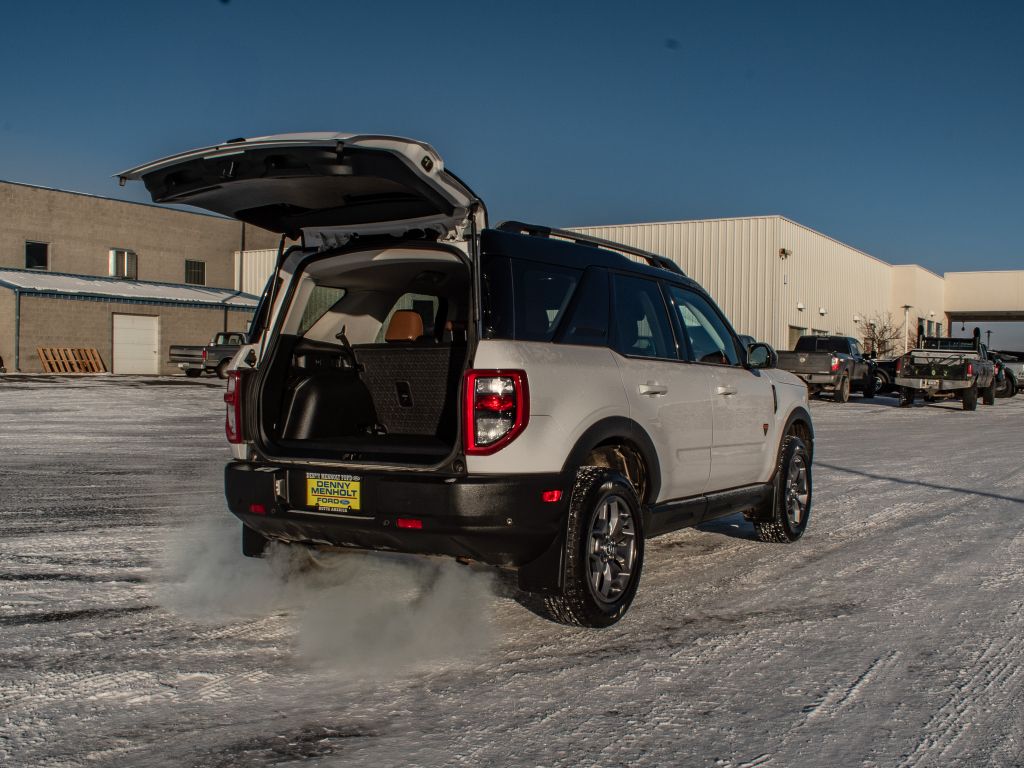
[112,314,160,374]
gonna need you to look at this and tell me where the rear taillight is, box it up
[463,370,529,456]
[830,357,840,373]
[202,347,208,362]
[224,370,245,444]
[967,362,974,377]
[895,357,903,374]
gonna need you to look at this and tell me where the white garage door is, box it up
[112,314,160,375]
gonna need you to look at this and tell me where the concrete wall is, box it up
[891,264,947,338]
[12,293,253,374]
[0,181,277,288]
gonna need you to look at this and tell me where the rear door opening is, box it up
[253,242,473,466]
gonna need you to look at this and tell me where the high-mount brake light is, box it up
[463,370,529,455]
[224,370,245,444]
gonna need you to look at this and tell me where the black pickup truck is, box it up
[776,335,876,402]
[168,332,245,378]
[894,332,997,410]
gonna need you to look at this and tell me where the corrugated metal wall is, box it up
[571,217,894,350]
[233,249,277,296]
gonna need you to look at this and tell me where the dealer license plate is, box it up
[306,472,362,513]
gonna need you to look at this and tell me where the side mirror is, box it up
[747,342,777,370]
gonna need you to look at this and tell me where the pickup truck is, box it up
[894,332,996,410]
[776,335,876,402]
[168,332,245,378]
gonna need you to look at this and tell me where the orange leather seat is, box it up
[385,310,424,342]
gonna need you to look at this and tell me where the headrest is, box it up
[385,310,424,342]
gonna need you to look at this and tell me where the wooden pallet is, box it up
[36,347,107,374]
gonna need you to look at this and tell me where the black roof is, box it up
[482,228,699,290]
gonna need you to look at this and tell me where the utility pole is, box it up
[986,329,992,348]
[902,304,913,353]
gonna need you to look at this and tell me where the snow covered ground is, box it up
[1,376,1023,767]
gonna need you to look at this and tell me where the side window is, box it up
[298,286,347,335]
[557,268,609,347]
[513,261,580,342]
[850,340,862,357]
[667,286,741,366]
[611,274,676,359]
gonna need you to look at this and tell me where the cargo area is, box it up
[255,244,472,465]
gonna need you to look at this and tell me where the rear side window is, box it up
[298,286,347,335]
[557,268,609,347]
[611,275,676,359]
[514,261,580,342]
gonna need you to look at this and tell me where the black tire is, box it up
[184,368,203,378]
[834,376,850,403]
[898,386,915,408]
[242,524,268,558]
[752,436,812,543]
[982,384,996,406]
[861,373,877,399]
[874,371,890,394]
[215,359,230,379]
[962,385,978,411]
[537,467,644,628]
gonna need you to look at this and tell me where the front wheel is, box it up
[751,436,812,543]
[962,385,978,411]
[538,468,644,628]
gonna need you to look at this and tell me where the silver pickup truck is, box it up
[895,333,996,410]
[168,332,245,378]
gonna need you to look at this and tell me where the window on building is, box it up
[25,242,49,270]
[110,249,138,280]
[185,260,206,286]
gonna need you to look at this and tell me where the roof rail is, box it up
[497,220,686,276]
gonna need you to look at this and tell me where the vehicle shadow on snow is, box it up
[695,513,760,541]
[815,462,1024,505]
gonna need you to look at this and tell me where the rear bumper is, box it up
[224,461,570,569]
[797,373,841,386]
[896,377,971,392]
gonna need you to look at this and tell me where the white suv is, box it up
[122,133,814,627]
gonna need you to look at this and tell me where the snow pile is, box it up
[155,513,495,675]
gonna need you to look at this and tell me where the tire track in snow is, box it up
[800,650,902,722]
[897,600,1024,767]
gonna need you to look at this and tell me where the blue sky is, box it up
[1,0,1022,342]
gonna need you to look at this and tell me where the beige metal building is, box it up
[0,180,277,373]
[572,216,1023,351]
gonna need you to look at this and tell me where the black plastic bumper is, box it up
[224,461,571,588]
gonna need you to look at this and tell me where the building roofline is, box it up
[0,266,258,307]
[892,263,944,279]
[0,178,232,221]
[942,269,1024,277]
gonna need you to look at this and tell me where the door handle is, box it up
[638,382,668,396]
[716,385,737,396]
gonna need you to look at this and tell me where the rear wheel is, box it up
[861,373,877,399]
[962,385,978,411]
[215,359,230,379]
[241,524,268,558]
[538,467,644,628]
[751,436,812,543]
[185,368,203,378]
[834,376,850,403]
[982,384,996,406]
[898,387,915,408]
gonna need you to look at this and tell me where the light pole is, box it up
[902,304,913,353]
[986,329,992,348]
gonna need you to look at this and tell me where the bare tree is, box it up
[860,312,905,358]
